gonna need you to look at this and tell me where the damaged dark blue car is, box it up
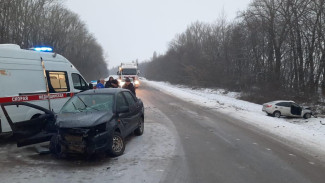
[0,89,144,157]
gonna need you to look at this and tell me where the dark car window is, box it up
[276,102,291,107]
[275,102,284,106]
[284,102,292,107]
[121,68,137,75]
[72,73,88,90]
[116,93,128,109]
[123,92,136,106]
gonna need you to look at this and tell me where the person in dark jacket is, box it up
[111,79,119,88]
[105,77,114,88]
[122,78,136,96]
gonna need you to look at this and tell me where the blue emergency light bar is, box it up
[33,47,53,52]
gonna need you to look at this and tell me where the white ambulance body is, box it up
[0,44,89,133]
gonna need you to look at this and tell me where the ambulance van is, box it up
[0,44,90,133]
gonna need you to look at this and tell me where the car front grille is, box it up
[59,128,89,153]
[64,134,83,142]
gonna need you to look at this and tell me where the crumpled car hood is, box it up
[56,111,114,128]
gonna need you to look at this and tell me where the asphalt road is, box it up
[137,82,325,183]
[1,82,325,183]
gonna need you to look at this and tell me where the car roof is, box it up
[268,100,295,104]
[78,88,129,95]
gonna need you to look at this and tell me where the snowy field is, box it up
[143,79,325,162]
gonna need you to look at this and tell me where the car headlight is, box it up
[134,80,140,85]
[93,123,107,133]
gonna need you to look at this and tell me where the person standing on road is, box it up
[111,79,119,88]
[105,77,114,88]
[96,79,105,89]
[122,77,136,96]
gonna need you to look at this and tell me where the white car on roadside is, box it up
[262,100,312,119]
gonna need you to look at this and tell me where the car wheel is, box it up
[303,113,311,119]
[134,118,144,136]
[107,132,125,157]
[49,135,63,158]
[273,111,281,118]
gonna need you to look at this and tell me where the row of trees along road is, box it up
[0,0,108,81]
[144,0,325,104]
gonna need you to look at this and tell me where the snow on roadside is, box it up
[143,79,325,161]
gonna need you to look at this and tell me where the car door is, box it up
[122,91,141,130]
[0,102,56,147]
[115,92,135,136]
[282,102,292,116]
[290,103,302,117]
[275,102,290,116]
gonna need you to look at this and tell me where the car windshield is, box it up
[60,94,114,113]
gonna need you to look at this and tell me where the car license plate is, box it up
[64,134,83,142]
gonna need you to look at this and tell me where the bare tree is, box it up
[0,0,108,81]
[144,0,325,103]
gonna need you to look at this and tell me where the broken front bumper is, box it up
[58,128,111,154]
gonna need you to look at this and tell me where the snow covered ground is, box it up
[0,102,180,183]
[143,79,325,162]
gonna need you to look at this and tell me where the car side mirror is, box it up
[88,83,93,89]
[117,106,129,113]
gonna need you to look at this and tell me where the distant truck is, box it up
[0,44,90,134]
[117,61,140,88]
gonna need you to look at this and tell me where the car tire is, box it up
[134,118,144,136]
[273,111,281,118]
[49,135,63,158]
[107,132,125,157]
[303,113,311,119]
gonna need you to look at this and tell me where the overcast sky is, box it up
[65,0,252,68]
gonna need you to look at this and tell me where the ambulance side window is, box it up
[72,73,88,91]
[46,71,70,93]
